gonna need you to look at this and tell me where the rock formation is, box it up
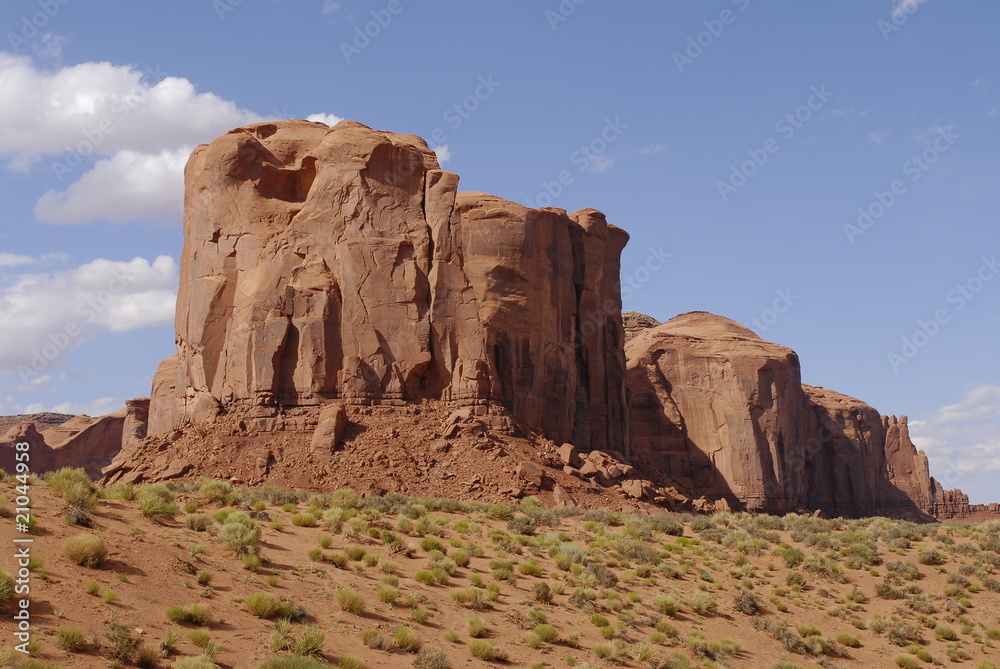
[101,119,986,520]
[626,311,970,519]
[623,311,660,341]
[0,409,127,478]
[148,119,630,453]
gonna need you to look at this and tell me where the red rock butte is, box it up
[149,119,630,454]
[7,119,990,521]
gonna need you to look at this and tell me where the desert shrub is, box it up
[199,480,232,504]
[518,561,543,577]
[135,645,161,668]
[464,614,488,637]
[531,581,552,604]
[734,588,761,615]
[0,570,15,602]
[875,580,907,600]
[189,628,212,649]
[836,633,861,647]
[246,592,280,618]
[413,647,450,669]
[362,630,393,651]
[663,652,691,669]
[219,521,260,555]
[786,571,806,587]
[173,657,218,669]
[110,481,138,501]
[687,591,717,616]
[62,481,99,525]
[410,607,429,625]
[103,588,117,603]
[918,549,945,566]
[533,624,559,643]
[895,656,919,669]
[292,513,318,527]
[336,588,366,614]
[654,594,679,616]
[103,621,140,664]
[376,586,398,605]
[294,625,325,657]
[55,626,86,651]
[394,626,422,652]
[139,484,178,521]
[186,514,213,531]
[508,514,537,536]
[46,467,91,492]
[63,533,108,567]
[468,639,504,661]
[934,625,957,641]
[781,546,806,567]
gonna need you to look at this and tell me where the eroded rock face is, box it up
[626,311,810,512]
[626,311,967,518]
[149,120,630,453]
[0,410,126,478]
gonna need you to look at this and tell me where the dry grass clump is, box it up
[63,532,108,567]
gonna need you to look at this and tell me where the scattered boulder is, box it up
[310,403,348,454]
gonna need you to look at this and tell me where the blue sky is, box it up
[0,1,997,502]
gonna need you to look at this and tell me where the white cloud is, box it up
[915,123,957,144]
[32,33,68,61]
[0,52,276,224]
[891,0,923,21]
[306,112,345,127]
[323,1,343,15]
[0,53,260,162]
[432,144,452,163]
[866,129,890,144]
[586,154,615,173]
[640,143,667,155]
[0,252,36,268]
[0,255,178,373]
[910,384,1000,499]
[35,148,189,223]
[22,397,119,417]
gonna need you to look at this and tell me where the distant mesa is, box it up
[4,119,991,520]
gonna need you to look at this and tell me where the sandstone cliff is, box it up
[0,409,128,478]
[626,311,970,519]
[148,120,630,454]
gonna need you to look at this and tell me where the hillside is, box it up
[2,472,1000,668]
